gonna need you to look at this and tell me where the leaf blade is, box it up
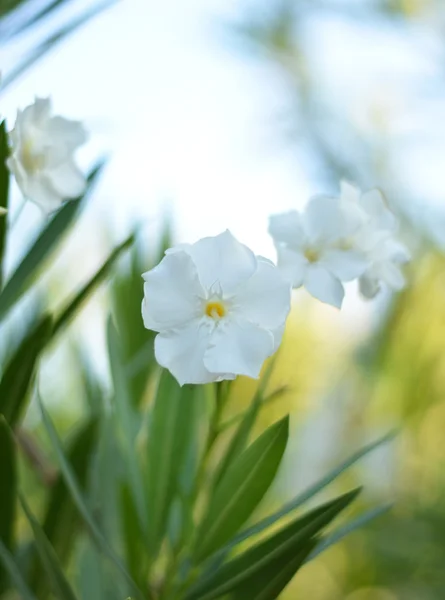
[0,416,16,592]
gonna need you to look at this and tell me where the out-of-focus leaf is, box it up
[119,484,148,591]
[220,431,394,552]
[38,396,144,600]
[0,539,36,600]
[29,418,98,597]
[1,3,117,90]
[0,416,16,593]
[146,369,199,556]
[193,415,289,563]
[51,232,135,337]
[187,489,360,600]
[0,164,103,321]
[20,496,78,600]
[0,315,52,426]
[212,358,278,488]
[307,503,392,562]
[107,319,146,535]
[0,120,10,290]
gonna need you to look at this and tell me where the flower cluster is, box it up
[142,183,409,385]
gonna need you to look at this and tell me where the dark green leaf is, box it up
[20,496,78,600]
[38,396,144,600]
[220,432,394,553]
[51,232,135,337]
[119,484,148,590]
[0,416,16,592]
[0,539,36,600]
[0,315,52,426]
[0,120,10,290]
[29,418,98,597]
[146,369,200,556]
[193,415,289,563]
[187,488,360,600]
[0,165,103,322]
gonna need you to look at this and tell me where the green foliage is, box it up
[0,417,16,593]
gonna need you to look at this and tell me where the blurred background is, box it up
[2,0,445,598]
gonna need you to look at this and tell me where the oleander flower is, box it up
[269,195,369,308]
[141,230,291,385]
[339,181,410,298]
[6,97,87,214]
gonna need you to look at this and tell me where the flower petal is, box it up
[276,245,307,287]
[186,230,257,294]
[304,264,345,308]
[233,257,291,329]
[268,211,306,248]
[305,195,365,243]
[204,318,275,379]
[47,160,86,198]
[155,320,218,385]
[360,188,396,231]
[340,180,360,204]
[320,249,368,281]
[359,274,380,299]
[142,251,205,331]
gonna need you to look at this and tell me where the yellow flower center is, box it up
[304,248,320,263]
[336,238,354,251]
[205,301,226,319]
[21,139,45,173]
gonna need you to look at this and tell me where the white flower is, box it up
[269,195,369,308]
[6,97,87,214]
[339,181,410,298]
[141,230,291,385]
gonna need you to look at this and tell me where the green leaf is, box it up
[0,164,103,322]
[0,539,36,600]
[20,495,78,600]
[193,415,289,563]
[51,232,135,338]
[37,396,144,600]
[219,432,394,553]
[0,315,52,426]
[187,488,360,600]
[0,416,16,592]
[119,484,148,591]
[0,120,10,290]
[29,418,98,597]
[212,357,278,488]
[146,369,200,556]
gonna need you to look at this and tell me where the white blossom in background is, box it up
[7,97,87,214]
[269,195,369,308]
[142,230,291,385]
[339,181,410,298]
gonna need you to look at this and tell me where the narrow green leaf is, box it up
[187,488,360,600]
[0,416,16,592]
[0,315,52,426]
[0,539,37,600]
[193,415,289,563]
[0,120,10,290]
[20,496,78,600]
[220,432,394,553]
[38,396,144,600]
[146,369,199,556]
[0,164,103,321]
[29,419,98,597]
[51,233,135,338]
[119,484,148,590]
[307,503,392,562]
[212,357,278,488]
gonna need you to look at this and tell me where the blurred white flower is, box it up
[269,195,368,308]
[6,97,87,214]
[340,181,410,298]
[142,230,291,385]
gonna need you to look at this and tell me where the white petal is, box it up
[47,161,86,199]
[142,251,205,331]
[276,245,307,288]
[23,174,64,214]
[340,180,360,204]
[360,188,396,231]
[320,249,368,281]
[187,230,257,294]
[379,262,406,290]
[45,116,87,151]
[155,321,217,385]
[304,264,345,308]
[270,322,285,351]
[305,195,365,243]
[359,274,380,299]
[233,257,291,329]
[19,98,51,131]
[268,211,306,248]
[204,318,274,379]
